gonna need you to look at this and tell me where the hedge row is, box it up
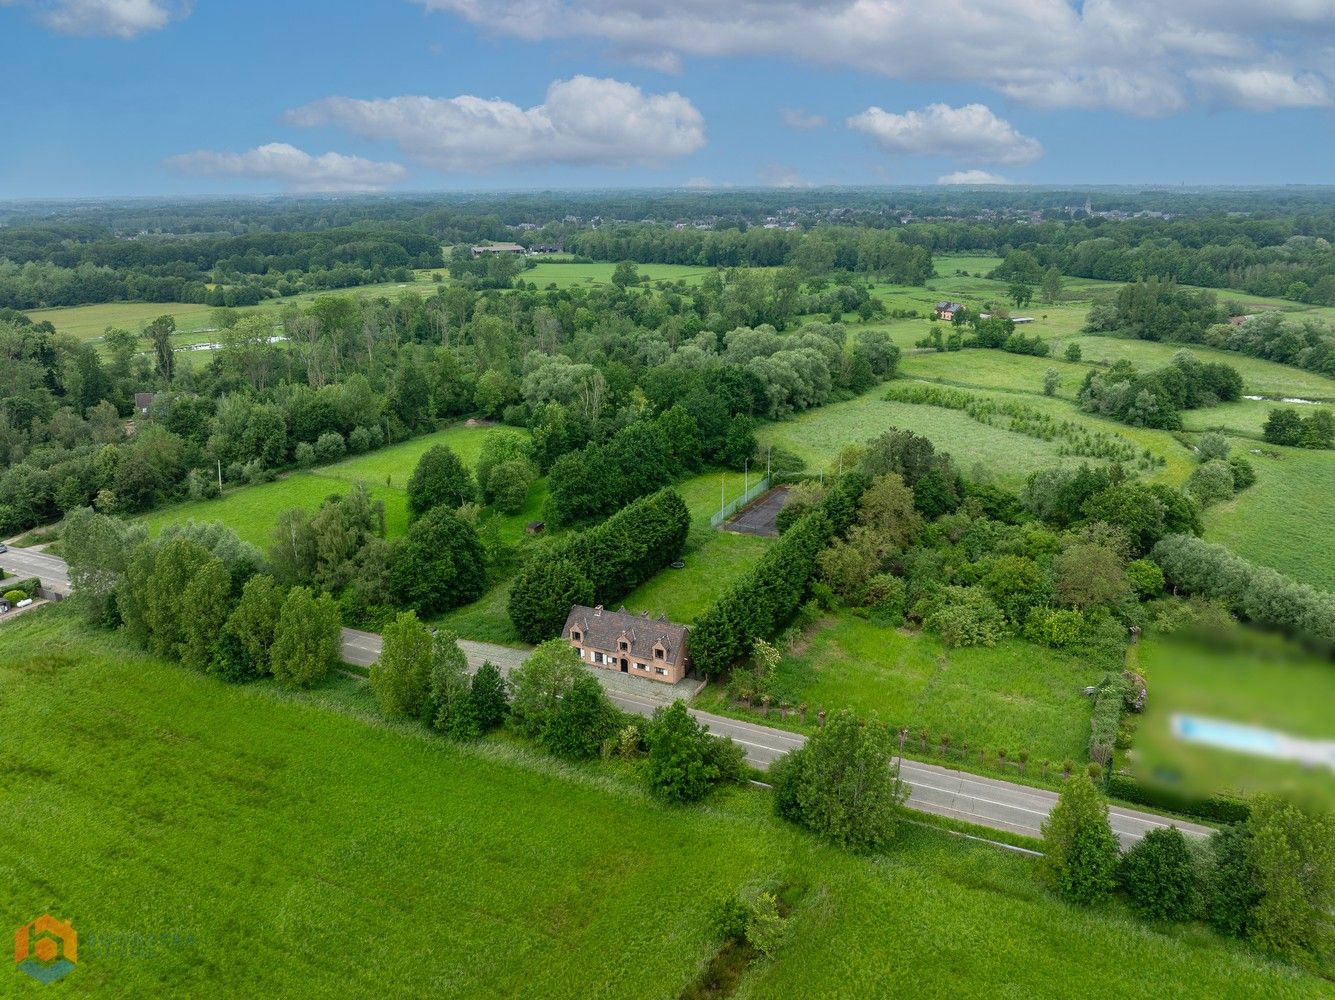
[1151,534,1335,648]
[1106,774,1250,825]
[691,475,866,678]
[507,488,690,643]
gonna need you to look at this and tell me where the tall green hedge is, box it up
[507,488,690,643]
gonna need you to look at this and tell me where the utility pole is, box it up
[217,459,223,493]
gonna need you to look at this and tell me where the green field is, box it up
[1203,438,1335,591]
[1128,631,1335,810]
[696,614,1104,766]
[523,261,719,290]
[758,390,1124,489]
[3,608,1326,999]
[139,423,520,549]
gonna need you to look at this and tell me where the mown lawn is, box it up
[696,614,1104,766]
[2,609,1325,999]
[1128,630,1335,811]
[524,261,719,289]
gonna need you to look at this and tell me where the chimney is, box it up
[593,605,603,616]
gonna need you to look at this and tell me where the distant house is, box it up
[1228,314,1255,327]
[563,604,691,684]
[470,242,527,258]
[935,301,966,321]
[529,243,564,254]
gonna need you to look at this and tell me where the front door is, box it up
[620,658,628,673]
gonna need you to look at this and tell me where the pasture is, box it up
[523,261,718,290]
[1128,630,1335,810]
[695,614,1104,766]
[2,609,1325,1000]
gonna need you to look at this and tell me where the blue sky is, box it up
[2,0,1333,196]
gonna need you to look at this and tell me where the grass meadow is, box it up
[138,422,519,548]
[1202,438,1335,591]
[2,608,1326,999]
[695,614,1104,766]
[1128,630,1335,811]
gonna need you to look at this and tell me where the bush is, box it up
[1023,606,1088,649]
[1119,826,1199,921]
[863,573,906,624]
[406,444,477,519]
[1185,459,1234,506]
[540,673,620,760]
[1041,773,1119,905]
[3,589,26,604]
[1125,558,1164,599]
[314,431,347,463]
[507,489,689,643]
[371,610,435,720]
[1196,431,1230,462]
[1228,455,1256,490]
[294,442,316,468]
[924,586,1008,647]
[484,459,535,514]
[646,700,744,803]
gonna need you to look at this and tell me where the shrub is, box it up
[371,610,435,720]
[3,589,26,604]
[508,639,583,739]
[646,700,743,803]
[1023,606,1088,649]
[1119,826,1200,921]
[294,442,316,468]
[1196,431,1230,462]
[468,661,509,732]
[925,586,1008,647]
[863,573,906,624]
[1185,459,1234,506]
[313,431,347,463]
[1040,773,1120,905]
[1228,455,1256,490]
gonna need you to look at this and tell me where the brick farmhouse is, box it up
[562,604,691,684]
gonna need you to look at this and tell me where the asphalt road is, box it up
[13,545,1213,846]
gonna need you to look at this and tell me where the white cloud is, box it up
[781,107,825,130]
[1190,66,1333,110]
[414,0,1335,114]
[848,103,1043,165]
[285,76,706,172]
[3,0,186,38]
[165,143,407,192]
[937,169,1010,185]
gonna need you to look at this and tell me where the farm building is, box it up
[935,301,966,321]
[563,604,691,684]
[470,242,527,258]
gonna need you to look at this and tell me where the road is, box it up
[12,546,1212,846]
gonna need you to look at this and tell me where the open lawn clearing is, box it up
[695,615,1104,766]
[620,531,771,624]
[3,609,1323,1000]
[1128,631,1335,811]
[901,347,1097,399]
[1055,336,1335,401]
[758,390,1115,488]
[1202,438,1335,591]
[1181,398,1333,439]
[138,423,524,549]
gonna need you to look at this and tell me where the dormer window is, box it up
[618,640,629,652]
[571,630,582,643]
[654,645,666,660]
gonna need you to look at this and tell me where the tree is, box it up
[1063,342,1082,363]
[507,558,595,644]
[142,537,213,658]
[610,260,641,289]
[646,700,730,803]
[428,630,475,738]
[270,586,340,688]
[540,673,619,759]
[771,709,906,852]
[1119,826,1198,921]
[1185,459,1235,506]
[1043,367,1060,397]
[1040,773,1119,905]
[1041,266,1064,305]
[389,505,487,615]
[1206,822,1258,939]
[1196,431,1230,462]
[1246,795,1335,960]
[223,574,286,679]
[180,558,230,671]
[468,661,509,732]
[1053,543,1130,611]
[406,444,476,519]
[1262,408,1304,447]
[1009,280,1033,308]
[144,314,175,381]
[61,506,147,626]
[508,639,584,739]
[371,610,434,720]
[483,459,535,514]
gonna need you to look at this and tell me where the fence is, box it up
[710,476,771,528]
